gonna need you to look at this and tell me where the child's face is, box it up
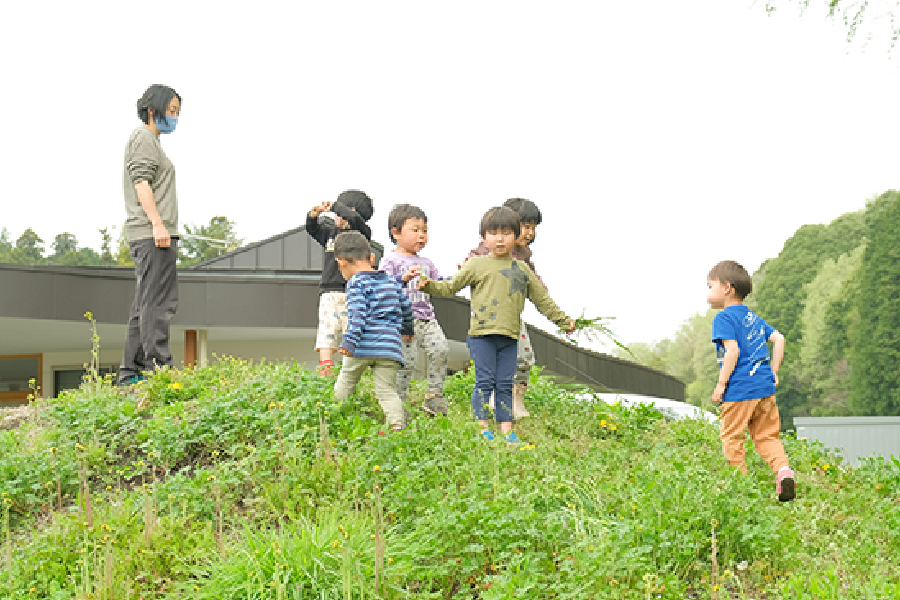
[516,221,537,246]
[391,217,428,254]
[483,228,517,258]
[706,278,731,309]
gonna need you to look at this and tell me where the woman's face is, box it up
[150,95,181,120]
[166,96,181,117]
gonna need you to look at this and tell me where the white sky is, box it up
[2,1,898,348]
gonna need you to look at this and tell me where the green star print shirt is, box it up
[422,255,570,339]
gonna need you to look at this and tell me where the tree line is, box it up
[619,190,900,428]
[0,216,243,268]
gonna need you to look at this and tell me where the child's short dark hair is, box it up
[479,206,521,238]
[136,84,181,126]
[387,204,427,243]
[335,190,374,222]
[708,260,752,300]
[503,198,542,225]
[334,231,372,262]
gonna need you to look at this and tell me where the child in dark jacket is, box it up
[306,190,374,375]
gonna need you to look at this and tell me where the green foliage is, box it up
[0,228,12,263]
[114,227,134,267]
[180,216,244,267]
[13,227,45,264]
[98,227,115,266]
[798,244,865,416]
[2,360,897,599]
[850,191,900,415]
[615,310,718,411]
[0,217,243,269]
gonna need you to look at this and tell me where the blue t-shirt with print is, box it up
[712,305,777,402]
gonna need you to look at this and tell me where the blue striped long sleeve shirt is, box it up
[340,270,414,363]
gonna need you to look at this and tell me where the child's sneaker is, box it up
[776,467,796,502]
[503,432,521,444]
[422,395,448,416]
[480,430,496,441]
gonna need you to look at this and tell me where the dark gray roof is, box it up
[189,223,385,272]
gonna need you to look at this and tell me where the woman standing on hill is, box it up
[116,84,182,386]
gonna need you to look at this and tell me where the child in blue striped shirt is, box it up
[334,231,416,432]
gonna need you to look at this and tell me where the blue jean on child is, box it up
[467,334,518,423]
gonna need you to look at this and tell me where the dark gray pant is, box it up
[117,238,179,383]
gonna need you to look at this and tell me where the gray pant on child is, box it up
[334,357,406,428]
[397,318,449,400]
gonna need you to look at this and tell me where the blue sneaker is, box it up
[503,432,521,444]
[116,374,146,388]
[480,430,496,441]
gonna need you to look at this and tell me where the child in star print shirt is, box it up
[416,206,573,443]
[466,198,545,418]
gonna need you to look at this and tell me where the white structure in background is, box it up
[794,416,900,467]
[575,392,718,424]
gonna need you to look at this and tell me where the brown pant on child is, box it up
[720,395,789,473]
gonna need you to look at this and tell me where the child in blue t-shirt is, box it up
[707,260,795,502]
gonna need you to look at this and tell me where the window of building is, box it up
[0,354,42,405]
[54,366,117,398]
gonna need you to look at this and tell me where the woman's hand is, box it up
[152,222,171,248]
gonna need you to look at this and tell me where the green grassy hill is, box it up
[1,359,898,599]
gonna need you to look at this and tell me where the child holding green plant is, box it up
[707,260,796,502]
[417,206,574,443]
[464,197,544,419]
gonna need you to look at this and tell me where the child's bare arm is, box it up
[713,339,740,403]
[768,331,785,387]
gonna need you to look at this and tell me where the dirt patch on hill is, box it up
[0,405,36,431]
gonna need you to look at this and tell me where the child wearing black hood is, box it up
[306,190,374,375]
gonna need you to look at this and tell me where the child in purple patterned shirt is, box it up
[378,204,450,417]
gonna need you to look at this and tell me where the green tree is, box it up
[51,232,78,256]
[180,216,243,267]
[0,228,12,262]
[751,208,867,427]
[99,227,115,266]
[13,228,45,264]
[849,191,900,415]
[798,244,865,416]
[115,228,134,267]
